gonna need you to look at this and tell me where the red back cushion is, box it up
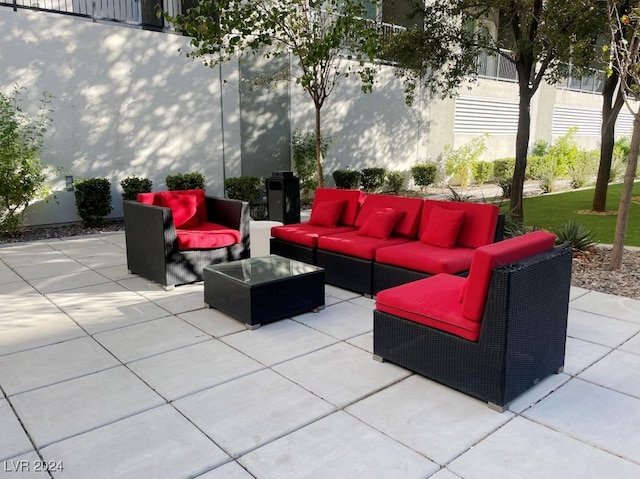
[355,194,424,238]
[462,231,556,322]
[308,200,346,227]
[420,200,499,248]
[137,192,157,205]
[312,188,365,226]
[146,189,207,229]
[420,206,466,248]
[357,209,405,240]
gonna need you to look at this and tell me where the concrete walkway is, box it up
[1,232,640,478]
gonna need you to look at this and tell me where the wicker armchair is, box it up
[124,196,250,288]
[373,242,572,411]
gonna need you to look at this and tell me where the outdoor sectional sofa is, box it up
[124,189,250,288]
[270,188,503,296]
[373,231,572,410]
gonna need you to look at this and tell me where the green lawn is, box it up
[516,182,640,246]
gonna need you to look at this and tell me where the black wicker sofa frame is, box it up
[124,196,250,288]
[373,239,572,411]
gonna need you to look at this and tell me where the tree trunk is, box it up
[314,104,324,188]
[509,84,533,222]
[609,112,640,270]
[593,71,624,212]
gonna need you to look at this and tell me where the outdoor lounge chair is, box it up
[123,190,250,288]
[373,231,572,410]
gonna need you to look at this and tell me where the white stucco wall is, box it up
[1,8,229,225]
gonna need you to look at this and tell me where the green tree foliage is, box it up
[292,130,330,202]
[164,0,380,188]
[387,0,606,220]
[0,87,56,234]
[443,135,487,188]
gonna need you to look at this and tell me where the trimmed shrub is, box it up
[120,176,152,201]
[165,172,205,191]
[527,155,557,193]
[360,167,386,193]
[74,178,113,227]
[386,171,405,194]
[443,135,487,187]
[493,158,515,199]
[410,162,438,190]
[472,161,492,186]
[224,176,263,203]
[332,169,361,189]
[568,150,598,189]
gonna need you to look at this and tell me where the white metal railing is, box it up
[477,48,518,82]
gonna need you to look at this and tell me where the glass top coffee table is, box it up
[203,255,325,328]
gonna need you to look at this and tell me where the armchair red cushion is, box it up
[176,222,241,250]
[137,189,207,229]
[308,200,347,227]
[420,206,465,248]
[357,209,405,240]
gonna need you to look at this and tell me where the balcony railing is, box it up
[477,49,518,82]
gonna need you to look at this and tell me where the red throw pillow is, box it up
[357,209,405,240]
[420,206,466,248]
[309,200,347,227]
[159,192,198,229]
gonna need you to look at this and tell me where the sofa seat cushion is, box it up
[311,188,365,226]
[318,230,412,260]
[271,223,357,248]
[462,231,556,322]
[376,274,480,341]
[375,241,474,275]
[419,200,499,248]
[355,194,424,238]
[176,222,241,250]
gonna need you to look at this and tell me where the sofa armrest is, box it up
[205,196,251,255]
[123,200,177,284]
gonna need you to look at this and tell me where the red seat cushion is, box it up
[462,231,556,322]
[355,194,424,238]
[311,188,365,226]
[318,230,412,260]
[375,241,474,275]
[357,209,405,240]
[420,206,466,248]
[376,274,480,341]
[308,200,347,227]
[271,223,357,248]
[419,200,499,248]
[176,222,241,250]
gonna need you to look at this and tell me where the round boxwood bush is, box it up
[120,176,152,201]
[410,163,438,190]
[74,177,113,227]
[165,172,205,191]
[332,170,360,189]
[360,167,386,193]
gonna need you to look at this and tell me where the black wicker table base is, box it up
[203,255,325,328]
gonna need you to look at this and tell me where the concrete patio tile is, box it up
[94,316,210,363]
[325,285,361,302]
[524,379,640,463]
[569,286,590,301]
[0,281,39,295]
[347,375,513,465]
[570,291,640,324]
[0,250,68,268]
[0,451,50,478]
[346,331,373,354]
[75,251,127,269]
[94,264,133,282]
[0,267,22,285]
[620,332,640,355]
[507,373,571,414]
[0,312,86,356]
[0,337,119,396]
[11,366,164,447]
[28,270,111,294]
[563,337,612,376]
[39,405,229,479]
[220,319,338,366]
[0,242,56,257]
[448,417,640,479]
[239,411,439,479]
[196,461,255,479]
[273,342,411,408]
[294,301,373,340]
[178,308,247,337]
[349,295,376,310]
[567,308,640,348]
[0,292,62,320]
[13,259,89,281]
[174,369,336,457]
[578,350,640,398]
[128,340,264,401]
[119,277,206,314]
[0,399,32,462]
[46,282,171,334]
